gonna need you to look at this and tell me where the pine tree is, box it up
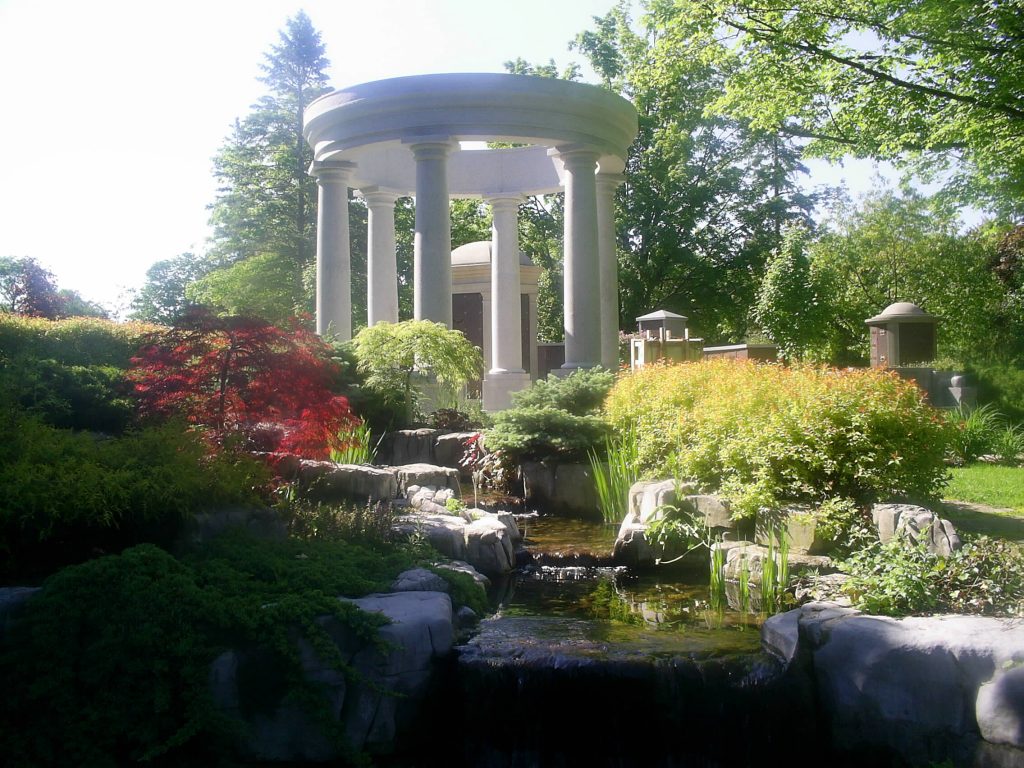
[204,11,333,320]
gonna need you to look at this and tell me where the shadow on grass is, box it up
[941,501,1024,543]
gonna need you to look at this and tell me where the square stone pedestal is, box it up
[483,371,532,412]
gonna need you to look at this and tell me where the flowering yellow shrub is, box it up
[604,359,952,517]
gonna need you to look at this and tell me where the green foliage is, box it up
[486,406,611,462]
[329,420,378,465]
[808,497,878,558]
[807,192,1016,365]
[945,404,1006,464]
[572,3,817,341]
[429,566,488,617]
[205,11,333,320]
[0,314,158,367]
[2,357,133,433]
[968,362,1024,423]
[0,535,419,766]
[657,0,1024,217]
[282,498,396,546]
[486,369,617,461]
[753,225,830,361]
[186,252,306,326]
[605,360,952,517]
[130,252,208,325]
[444,497,467,514]
[842,535,1024,616]
[351,320,482,422]
[590,420,642,524]
[0,413,266,578]
[0,256,65,318]
[509,367,615,416]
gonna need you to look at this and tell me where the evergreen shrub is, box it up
[0,413,267,577]
[0,535,422,766]
[485,368,615,461]
[604,360,952,517]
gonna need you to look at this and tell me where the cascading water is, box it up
[388,515,828,768]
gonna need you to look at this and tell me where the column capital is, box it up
[596,173,627,190]
[486,194,524,211]
[309,159,356,184]
[553,145,602,169]
[361,187,401,208]
[406,138,456,162]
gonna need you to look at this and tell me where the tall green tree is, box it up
[130,252,206,325]
[808,191,1016,364]
[651,0,1024,219]
[572,3,817,341]
[753,225,829,360]
[204,11,334,321]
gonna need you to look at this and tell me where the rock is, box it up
[434,560,491,590]
[212,591,454,761]
[464,515,516,576]
[391,568,450,593]
[341,591,454,751]
[679,494,736,530]
[0,587,40,641]
[379,428,439,465]
[612,521,655,568]
[394,514,467,560]
[721,542,834,584]
[184,507,287,548]
[433,431,478,470]
[393,463,461,498]
[755,503,831,555]
[521,461,601,517]
[628,479,683,524]
[977,666,1024,748]
[871,503,961,556]
[765,603,1024,766]
[298,461,398,503]
[456,605,479,627]
[792,572,850,605]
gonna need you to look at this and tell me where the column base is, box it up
[483,371,532,412]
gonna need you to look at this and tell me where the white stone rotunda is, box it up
[302,73,638,410]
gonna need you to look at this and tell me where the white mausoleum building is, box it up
[302,73,638,409]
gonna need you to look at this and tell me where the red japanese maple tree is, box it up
[129,309,356,459]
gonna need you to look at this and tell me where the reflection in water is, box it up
[483,514,767,658]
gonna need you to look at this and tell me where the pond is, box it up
[433,515,810,768]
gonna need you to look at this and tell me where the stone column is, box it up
[484,196,531,411]
[311,160,355,339]
[596,173,625,370]
[363,189,400,326]
[558,148,602,370]
[410,141,453,327]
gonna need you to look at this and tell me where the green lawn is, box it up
[941,464,1024,543]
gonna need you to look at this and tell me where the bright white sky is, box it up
[0,0,900,312]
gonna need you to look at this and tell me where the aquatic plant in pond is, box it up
[590,420,642,524]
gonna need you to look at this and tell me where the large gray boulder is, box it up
[872,503,961,556]
[463,515,516,576]
[393,514,468,560]
[211,591,454,761]
[297,461,398,503]
[393,463,461,498]
[521,461,601,517]
[392,509,518,576]
[762,603,1024,766]
[378,428,439,465]
[433,431,478,470]
[719,542,834,584]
